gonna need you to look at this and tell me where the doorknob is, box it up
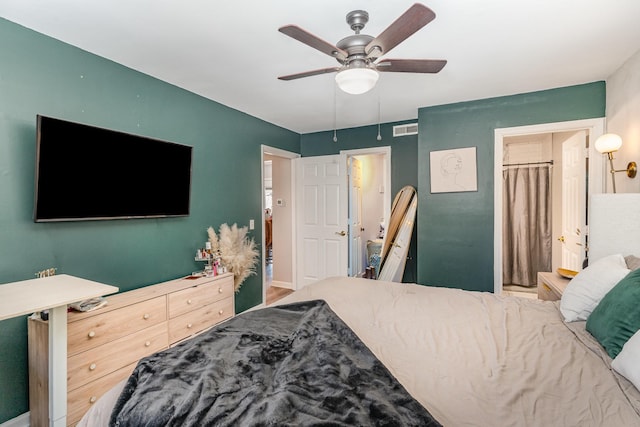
[558,236,565,243]
[335,231,346,236]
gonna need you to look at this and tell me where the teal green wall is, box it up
[417,82,606,292]
[300,122,419,281]
[0,19,299,423]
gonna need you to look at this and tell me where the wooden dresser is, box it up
[28,273,234,426]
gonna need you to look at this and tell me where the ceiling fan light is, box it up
[335,68,379,95]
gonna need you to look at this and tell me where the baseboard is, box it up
[246,302,266,312]
[271,280,294,290]
[0,412,29,427]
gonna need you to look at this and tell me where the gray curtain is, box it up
[502,166,552,287]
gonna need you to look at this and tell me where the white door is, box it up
[561,131,587,271]
[348,157,364,277]
[294,155,348,288]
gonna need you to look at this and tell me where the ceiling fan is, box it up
[278,3,447,95]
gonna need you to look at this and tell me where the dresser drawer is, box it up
[168,276,234,319]
[168,297,233,343]
[68,296,167,356]
[67,362,137,426]
[67,322,168,391]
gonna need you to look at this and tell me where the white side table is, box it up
[0,274,118,427]
[537,271,571,301]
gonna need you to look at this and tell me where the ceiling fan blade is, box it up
[278,67,340,81]
[366,3,436,59]
[279,25,347,62]
[376,59,447,73]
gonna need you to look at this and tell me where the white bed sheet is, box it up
[278,277,640,426]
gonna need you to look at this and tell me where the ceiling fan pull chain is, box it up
[377,90,382,141]
[333,84,338,143]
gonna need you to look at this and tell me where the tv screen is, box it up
[34,115,193,222]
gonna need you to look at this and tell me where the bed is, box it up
[79,194,640,426]
[80,275,640,426]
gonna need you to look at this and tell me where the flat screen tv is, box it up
[34,115,193,222]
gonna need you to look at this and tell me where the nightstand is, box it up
[537,271,571,301]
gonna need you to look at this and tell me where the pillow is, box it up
[625,255,640,271]
[560,254,629,322]
[612,329,640,391]
[586,268,640,358]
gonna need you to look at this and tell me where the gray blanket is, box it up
[110,299,441,426]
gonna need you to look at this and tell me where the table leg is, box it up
[48,305,67,427]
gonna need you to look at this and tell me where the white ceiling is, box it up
[2,0,640,134]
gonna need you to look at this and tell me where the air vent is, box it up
[393,123,418,137]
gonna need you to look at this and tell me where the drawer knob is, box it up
[87,331,95,338]
[145,341,151,347]
[187,299,192,305]
[187,323,193,329]
[89,396,97,404]
[218,310,224,315]
[143,313,150,320]
[218,288,223,293]
[89,363,96,371]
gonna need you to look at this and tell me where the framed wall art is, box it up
[429,147,478,193]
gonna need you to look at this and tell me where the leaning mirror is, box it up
[378,185,417,282]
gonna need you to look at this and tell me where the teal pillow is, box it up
[586,268,640,358]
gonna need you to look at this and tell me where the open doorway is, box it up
[341,147,391,279]
[501,131,588,298]
[261,145,299,306]
[291,148,392,289]
[493,118,605,295]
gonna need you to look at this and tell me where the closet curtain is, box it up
[502,166,552,287]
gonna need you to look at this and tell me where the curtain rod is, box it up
[503,160,554,167]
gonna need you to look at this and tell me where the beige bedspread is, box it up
[278,277,640,426]
[80,277,640,426]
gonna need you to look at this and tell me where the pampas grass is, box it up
[207,223,259,292]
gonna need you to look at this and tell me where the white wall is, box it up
[605,48,640,193]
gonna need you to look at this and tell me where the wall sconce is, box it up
[594,133,637,193]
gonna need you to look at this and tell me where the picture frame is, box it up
[429,147,478,193]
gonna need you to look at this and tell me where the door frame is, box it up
[493,118,605,294]
[261,145,300,306]
[347,156,363,277]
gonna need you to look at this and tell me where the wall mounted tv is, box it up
[34,115,193,222]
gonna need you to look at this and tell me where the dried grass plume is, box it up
[208,223,259,292]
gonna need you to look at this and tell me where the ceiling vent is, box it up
[393,123,418,137]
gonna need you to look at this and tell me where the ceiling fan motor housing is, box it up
[337,34,374,65]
